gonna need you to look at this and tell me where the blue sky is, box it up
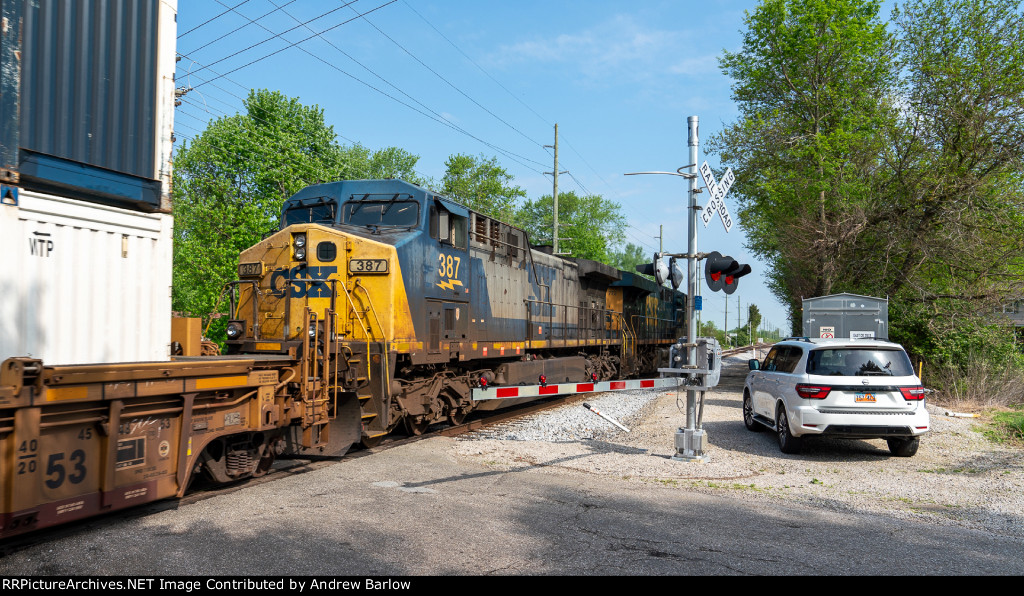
[174,0,792,335]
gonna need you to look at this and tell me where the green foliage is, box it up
[988,409,1024,445]
[610,242,654,278]
[712,0,1024,385]
[517,191,626,263]
[700,320,729,347]
[440,153,525,222]
[172,89,423,331]
[747,304,762,333]
[710,0,895,316]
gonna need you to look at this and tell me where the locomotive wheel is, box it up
[404,416,431,436]
[447,411,467,426]
[360,433,386,449]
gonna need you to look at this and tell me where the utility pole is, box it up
[724,298,728,347]
[621,115,707,462]
[544,124,568,254]
[676,115,706,462]
[737,295,742,346]
[658,224,663,252]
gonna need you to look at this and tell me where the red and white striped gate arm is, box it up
[472,376,682,401]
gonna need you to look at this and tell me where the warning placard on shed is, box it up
[819,326,835,339]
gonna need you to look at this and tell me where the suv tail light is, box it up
[900,386,926,400]
[796,384,832,399]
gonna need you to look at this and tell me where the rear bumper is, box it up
[792,405,930,438]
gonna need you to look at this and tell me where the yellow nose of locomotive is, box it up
[225,223,414,354]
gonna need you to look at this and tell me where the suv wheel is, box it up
[776,404,803,454]
[743,391,762,432]
[886,437,920,457]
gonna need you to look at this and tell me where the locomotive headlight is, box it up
[293,233,308,261]
[225,321,245,340]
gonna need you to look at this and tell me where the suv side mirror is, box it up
[748,359,760,371]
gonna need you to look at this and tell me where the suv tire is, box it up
[886,437,920,457]
[776,404,803,454]
[743,391,762,432]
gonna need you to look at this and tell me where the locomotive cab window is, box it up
[431,204,467,250]
[342,194,420,228]
[282,197,337,227]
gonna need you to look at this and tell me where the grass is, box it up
[980,407,1024,447]
[918,467,982,474]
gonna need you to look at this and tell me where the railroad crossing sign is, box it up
[699,161,735,233]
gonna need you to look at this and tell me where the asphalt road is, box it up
[1,349,1020,577]
[0,431,1020,576]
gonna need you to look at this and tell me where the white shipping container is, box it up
[0,189,173,365]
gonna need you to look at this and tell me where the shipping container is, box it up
[801,293,889,340]
[0,189,173,364]
[2,0,177,212]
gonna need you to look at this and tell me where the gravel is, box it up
[454,351,1024,539]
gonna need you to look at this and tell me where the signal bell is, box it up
[668,258,684,290]
[635,254,684,289]
[704,251,751,295]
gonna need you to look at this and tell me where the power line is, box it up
[188,0,363,78]
[401,0,552,129]
[399,0,625,208]
[181,0,303,57]
[352,2,546,152]
[178,0,254,39]
[178,2,548,175]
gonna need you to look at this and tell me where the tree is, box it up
[440,154,525,222]
[871,0,1024,368]
[610,242,654,277]
[517,191,627,263]
[172,89,423,330]
[700,320,729,347]
[748,304,762,337]
[711,0,1024,375]
[708,0,896,322]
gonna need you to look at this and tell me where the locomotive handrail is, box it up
[524,299,624,345]
[614,312,637,368]
[629,314,680,342]
[224,280,262,339]
[353,281,392,396]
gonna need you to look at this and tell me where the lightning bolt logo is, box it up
[436,278,464,291]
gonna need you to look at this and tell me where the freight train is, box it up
[0,179,685,539]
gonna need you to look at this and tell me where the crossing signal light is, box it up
[704,251,751,295]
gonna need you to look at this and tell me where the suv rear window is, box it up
[806,348,914,376]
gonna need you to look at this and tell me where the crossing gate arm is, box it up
[472,376,682,401]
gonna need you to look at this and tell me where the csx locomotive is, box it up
[224,179,686,447]
[0,178,685,539]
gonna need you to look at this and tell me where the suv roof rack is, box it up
[781,336,813,342]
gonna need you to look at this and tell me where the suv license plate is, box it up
[854,393,876,403]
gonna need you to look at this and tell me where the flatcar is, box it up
[224,179,686,447]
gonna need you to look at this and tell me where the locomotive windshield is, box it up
[283,198,336,226]
[342,197,420,228]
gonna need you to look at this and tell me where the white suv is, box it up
[743,338,929,456]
